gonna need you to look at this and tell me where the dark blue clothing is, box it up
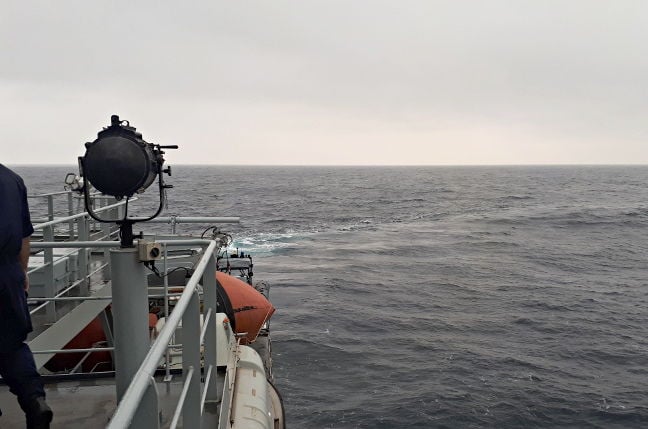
[0,164,45,415]
[0,164,35,351]
[0,262,33,351]
[0,164,34,265]
[0,343,44,411]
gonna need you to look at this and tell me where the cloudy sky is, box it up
[1,1,647,165]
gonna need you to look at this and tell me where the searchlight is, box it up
[78,115,177,247]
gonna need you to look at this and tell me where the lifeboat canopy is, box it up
[216,272,275,344]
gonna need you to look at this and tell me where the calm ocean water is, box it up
[13,165,648,428]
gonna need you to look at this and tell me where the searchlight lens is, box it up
[81,115,163,198]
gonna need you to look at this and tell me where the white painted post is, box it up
[67,192,75,239]
[111,247,159,429]
[77,216,89,296]
[182,290,201,429]
[47,195,54,222]
[202,253,219,402]
[43,225,56,323]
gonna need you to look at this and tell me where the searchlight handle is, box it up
[154,145,178,177]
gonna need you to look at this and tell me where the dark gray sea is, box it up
[13,165,648,428]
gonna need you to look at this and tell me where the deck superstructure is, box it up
[0,182,284,427]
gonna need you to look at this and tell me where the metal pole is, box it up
[171,216,177,234]
[202,254,218,402]
[78,216,89,296]
[106,242,216,428]
[47,195,54,221]
[67,192,75,239]
[106,199,121,281]
[163,243,171,384]
[182,290,201,429]
[102,208,113,282]
[148,216,241,225]
[43,225,56,323]
[110,247,158,428]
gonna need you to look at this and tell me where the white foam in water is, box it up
[231,231,309,255]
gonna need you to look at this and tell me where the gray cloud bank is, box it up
[1,0,647,164]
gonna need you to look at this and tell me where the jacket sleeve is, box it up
[20,178,34,238]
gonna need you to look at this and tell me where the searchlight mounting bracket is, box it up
[78,115,178,247]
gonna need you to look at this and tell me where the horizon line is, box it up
[7,162,648,167]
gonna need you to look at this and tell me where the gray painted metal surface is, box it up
[181,291,201,429]
[107,240,220,428]
[203,255,219,403]
[6,194,279,428]
[0,374,226,427]
[29,283,112,370]
[110,248,159,428]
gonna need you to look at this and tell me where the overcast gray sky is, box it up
[1,1,647,165]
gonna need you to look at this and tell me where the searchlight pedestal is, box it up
[78,115,177,428]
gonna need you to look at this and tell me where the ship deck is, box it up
[0,193,280,428]
[0,372,224,428]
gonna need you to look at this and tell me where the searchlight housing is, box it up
[78,115,177,247]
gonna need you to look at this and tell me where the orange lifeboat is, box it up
[216,272,275,344]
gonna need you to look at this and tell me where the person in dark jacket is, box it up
[0,164,53,428]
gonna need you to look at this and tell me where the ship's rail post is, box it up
[162,243,171,382]
[111,246,159,429]
[67,192,75,239]
[219,341,237,429]
[77,215,90,296]
[202,253,219,402]
[101,199,114,281]
[88,195,97,239]
[42,224,56,323]
[182,288,202,429]
[107,240,223,429]
[171,215,178,234]
[46,194,54,222]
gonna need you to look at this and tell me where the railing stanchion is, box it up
[78,216,89,296]
[47,194,54,222]
[163,244,171,383]
[102,202,112,282]
[111,246,157,428]
[43,225,56,323]
[203,253,219,402]
[182,290,202,429]
[67,192,75,239]
[139,376,160,429]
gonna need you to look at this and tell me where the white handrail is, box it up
[170,366,195,429]
[32,200,127,230]
[150,216,241,224]
[106,240,217,428]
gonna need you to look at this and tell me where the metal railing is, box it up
[28,190,77,224]
[24,190,243,427]
[29,190,117,237]
[28,191,123,323]
[107,239,222,429]
[24,238,226,426]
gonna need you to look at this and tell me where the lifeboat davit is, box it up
[216,272,275,344]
